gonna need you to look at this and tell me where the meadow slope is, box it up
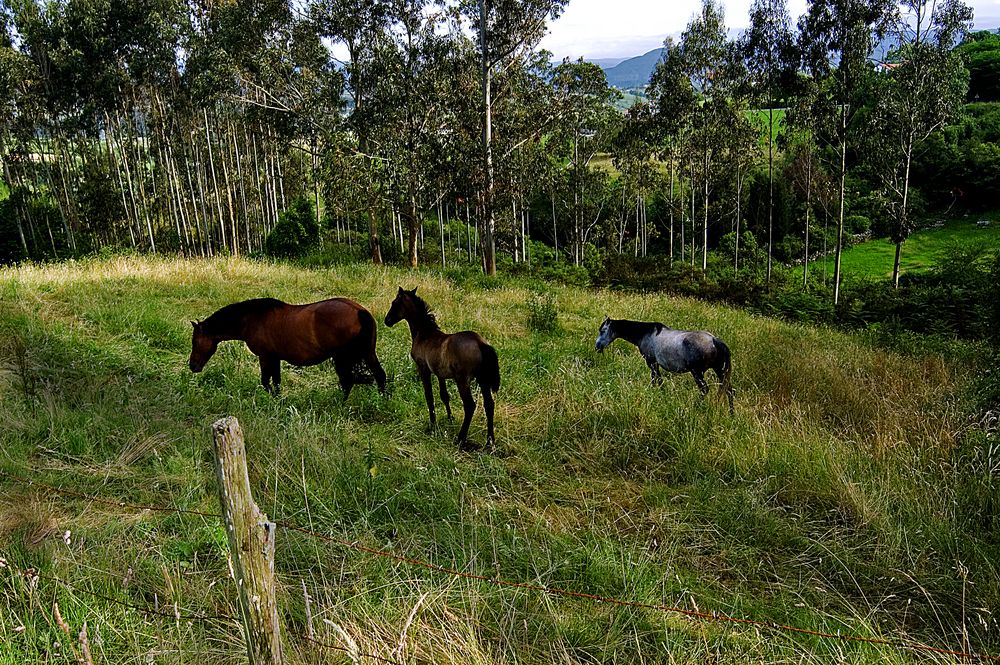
[0,256,997,664]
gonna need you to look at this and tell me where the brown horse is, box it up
[384,287,500,450]
[189,297,386,399]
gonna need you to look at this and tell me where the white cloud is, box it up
[540,0,997,60]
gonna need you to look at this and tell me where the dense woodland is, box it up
[1,0,999,320]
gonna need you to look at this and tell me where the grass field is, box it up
[815,214,1000,281]
[1,255,997,664]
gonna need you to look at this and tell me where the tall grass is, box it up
[0,255,996,663]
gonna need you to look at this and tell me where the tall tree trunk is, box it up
[368,195,385,265]
[311,134,321,248]
[803,148,812,288]
[230,121,251,253]
[249,128,267,248]
[524,205,530,265]
[702,151,709,271]
[193,129,213,256]
[766,104,774,282]
[479,0,496,275]
[668,155,674,265]
[104,114,137,248]
[0,131,29,256]
[833,131,847,306]
[735,164,743,274]
[551,189,558,261]
[690,161,696,267]
[892,137,914,289]
[439,195,446,267]
[407,196,419,268]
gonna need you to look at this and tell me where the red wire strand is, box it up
[4,469,996,662]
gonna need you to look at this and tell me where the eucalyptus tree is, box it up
[869,0,972,288]
[365,1,461,268]
[649,0,732,271]
[495,52,560,264]
[739,0,795,280]
[798,0,895,304]
[0,3,37,258]
[782,71,824,287]
[720,103,762,274]
[550,58,620,265]
[312,0,391,264]
[5,0,186,254]
[647,38,695,264]
[459,0,569,275]
[612,101,658,256]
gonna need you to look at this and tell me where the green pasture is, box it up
[816,214,1000,281]
[0,256,996,663]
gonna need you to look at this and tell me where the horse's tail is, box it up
[357,307,378,355]
[713,337,734,412]
[353,307,388,393]
[478,343,501,394]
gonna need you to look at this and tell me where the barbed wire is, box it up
[20,561,394,662]
[23,570,234,623]
[274,518,999,663]
[302,634,405,665]
[5,468,997,662]
[0,470,222,519]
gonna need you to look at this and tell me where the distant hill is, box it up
[602,48,664,90]
[586,57,627,69]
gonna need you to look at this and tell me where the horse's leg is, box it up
[259,356,280,394]
[367,353,388,395]
[418,365,436,428]
[481,382,496,448]
[455,377,478,450]
[714,365,735,413]
[333,357,354,401]
[438,376,453,420]
[692,370,709,398]
[647,358,663,386]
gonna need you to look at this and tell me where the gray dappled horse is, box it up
[595,317,734,412]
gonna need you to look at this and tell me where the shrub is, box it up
[526,292,559,333]
[845,214,871,235]
[265,197,319,258]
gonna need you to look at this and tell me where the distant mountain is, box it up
[587,57,627,69]
[602,48,665,90]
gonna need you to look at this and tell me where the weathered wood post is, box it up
[212,416,283,665]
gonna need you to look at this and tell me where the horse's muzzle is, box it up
[595,343,604,353]
[189,360,204,373]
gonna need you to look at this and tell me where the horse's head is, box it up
[384,287,417,327]
[189,321,218,372]
[595,316,615,352]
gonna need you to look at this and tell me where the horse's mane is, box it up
[407,292,441,332]
[610,319,666,344]
[202,298,285,336]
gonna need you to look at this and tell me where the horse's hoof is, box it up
[458,439,481,452]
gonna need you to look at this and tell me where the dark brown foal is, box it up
[384,287,500,450]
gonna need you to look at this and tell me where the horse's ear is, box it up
[190,320,197,328]
[397,286,404,294]
[411,286,418,294]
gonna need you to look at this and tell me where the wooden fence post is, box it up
[212,416,283,665]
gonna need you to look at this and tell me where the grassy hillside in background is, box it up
[815,215,1000,281]
[1,256,997,664]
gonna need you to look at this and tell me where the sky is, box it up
[539,0,1000,61]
